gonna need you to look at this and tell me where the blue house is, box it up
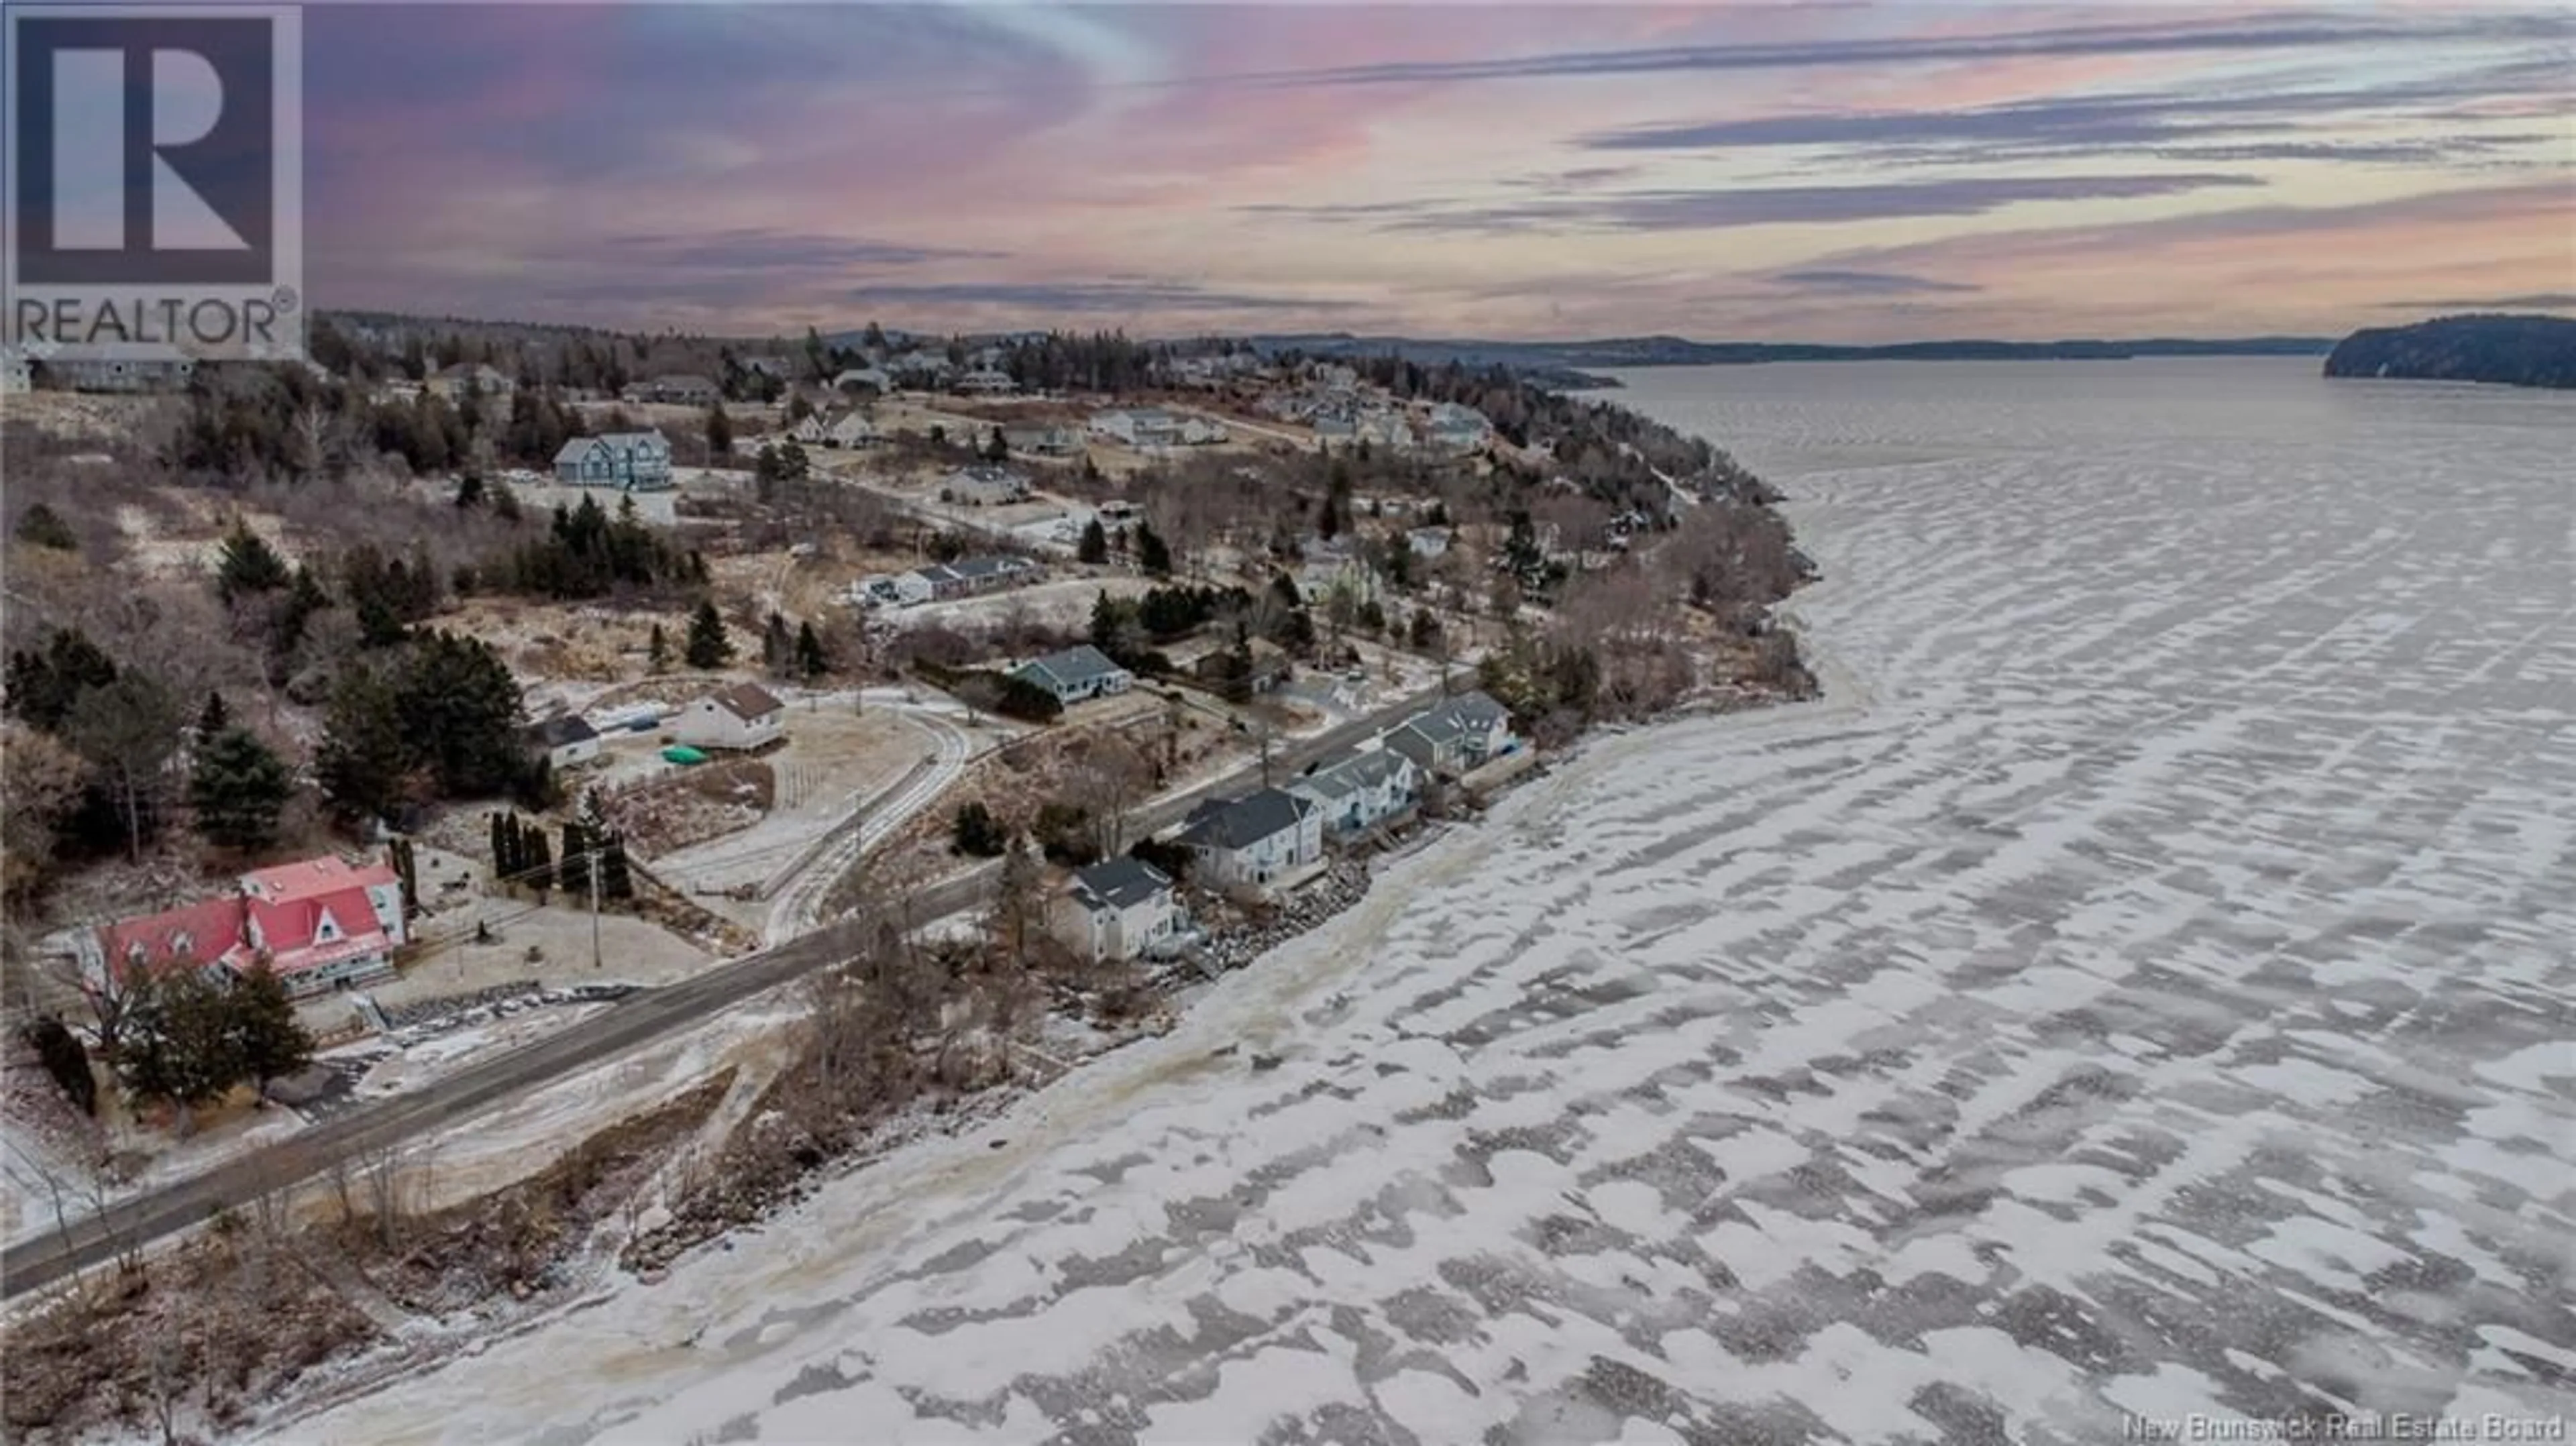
[553,431,674,492]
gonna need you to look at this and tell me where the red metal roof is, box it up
[95,897,250,981]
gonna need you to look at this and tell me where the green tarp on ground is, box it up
[661,744,709,765]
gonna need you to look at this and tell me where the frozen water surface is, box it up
[293,361,2575,1444]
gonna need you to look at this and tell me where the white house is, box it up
[955,368,1018,396]
[525,714,602,771]
[1176,788,1324,892]
[1287,747,1420,840]
[1177,416,1229,446]
[1383,689,1517,777]
[1004,425,1083,457]
[880,572,937,606]
[672,682,787,752]
[426,362,515,402]
[784,414,829,446]
[824,412,879,448]
[941,465,1032,506]
[1088,408,1184,449]
[830,367,892,395]
[1407,526,1454,558]
[1055,856,1185,963]
[1011,645,1134,705]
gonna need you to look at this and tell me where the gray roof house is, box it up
[553,431,675,491]
[1287,748,1420,840]
[941,465,1032,506]
[1056,856,1185,963]
[1176,787,1324,891]
[1011,645,1134,705]
[523,714,601,771]
[1383,689,1517,777]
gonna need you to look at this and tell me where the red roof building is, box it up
[78,854,409,999]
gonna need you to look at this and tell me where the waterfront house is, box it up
[553,431,675,491]
[1383,689,1517,777]
[1176,789,1324,892]
[671,682,786,753]
[1055,856,1184,964]
[1287,748,1420,840]
[1011,645,1134,705]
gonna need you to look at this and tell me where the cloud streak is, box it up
[1265,173,2266,235]
[1201,13,2573,91]
[1772,270,1983,296]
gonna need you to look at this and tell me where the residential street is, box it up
[0,679,1457,1299]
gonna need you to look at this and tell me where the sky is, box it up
[297,2,2576,342]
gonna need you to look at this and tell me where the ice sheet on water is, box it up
[281,361,2576,1445]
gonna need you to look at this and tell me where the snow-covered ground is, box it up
[275,360,2576,1444]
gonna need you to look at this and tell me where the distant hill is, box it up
[1253,332,2334,380]
[2322,314,2576,390]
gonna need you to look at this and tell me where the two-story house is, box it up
[553,431,675,491]
[1287,748,1421,841]
[1055,856,1185,963]
[1383,689,1517,777]
[1177,788,1324,892]
[76,854,411,999]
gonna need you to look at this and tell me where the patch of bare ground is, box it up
[0,1070,735,1444]
[622,919,1160,1276]
[352,1069,735,1313]
[836,709,1228,905]
[604,757,775,858]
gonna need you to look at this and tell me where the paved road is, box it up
[0,683,1450,1300]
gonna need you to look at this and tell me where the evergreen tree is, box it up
[795,620,828,679]
[316,667,409,823]
[526,825,555,896]
[1134,521,1173,577]
[987,832,1044,960]
[647,622,669,673]
[706,400,733,457]
[193,690,230,747]
[395,630,527,798]
[229,963,315,1097]
[13,502,78,551]
[189,726,293,851]
[4,626,119,731]
[598,832,634,901]
[490,810,512,877]
[270,565,330,657]
[951,800,1007,856]
[762,612,791,675]
[1089,589,1120,653]
[1077,518,1110,565]
[117,968,245,1127]
[684,598,733,669]
[390,837,421,917]
[561,819,593,896]
[215,519,290,602]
